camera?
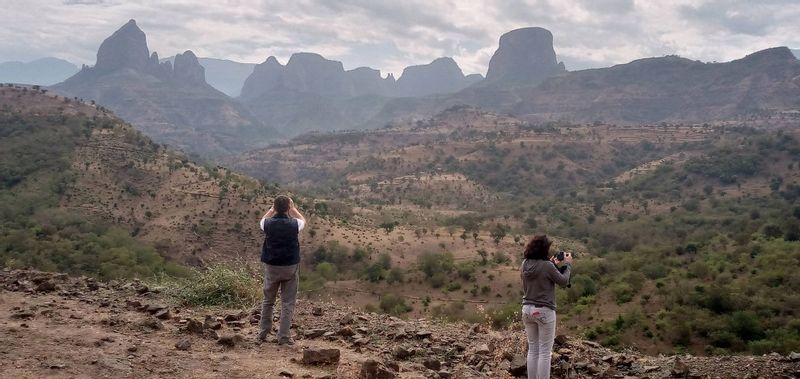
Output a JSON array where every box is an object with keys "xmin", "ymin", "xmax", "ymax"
[{"xmin": 556, "ymin": 251, "xmax": 565, "ymax": 261}]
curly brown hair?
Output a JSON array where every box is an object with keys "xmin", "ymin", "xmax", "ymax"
[{"xmin": 524, "ymin": 234, "xmax": 552, "ymax": 260}]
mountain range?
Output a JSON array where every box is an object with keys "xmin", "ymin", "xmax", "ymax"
[
  {"xmin": 52, "ymin": 20, "xmax": 277, "ymax": 158},
  {"xmin": 0, "ymin": 57, "xmax": 79, "ymax": 85},
  {"xmin": 47, "ymin": 19, "xmax": 800, "ymax": 159}
]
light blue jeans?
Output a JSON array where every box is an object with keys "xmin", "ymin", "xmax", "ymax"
[{"xmin": 522, "ymin": 304, "xmax": 556, "ymax": 379}]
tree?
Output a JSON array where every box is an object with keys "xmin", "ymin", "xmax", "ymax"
[
  {"xmin": 490, "ymin": 223, "xmax": 509, "ymax": 244},
  {"xmin": 477, "ymin": 249, "xmax": 488, "ymax": 265},
  {"xmin": 379, "ymin": 221, "xmax": 397, "ymax": 234},
  {"xmin": 417, "ymin": 251, "xmax": 454, "ymax": 278}
]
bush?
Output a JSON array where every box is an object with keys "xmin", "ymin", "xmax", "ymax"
[
  {"xmin": 165, "ymin": 264, "xmax": 261, "ymax": 307},
  {"xmin": 417, "ymin": 251, "xmax": 454, "ymax": 278},
  {"xmin": 386, "ymin": 268, "xmax": 404, "ymax": 284},
  {"xmin": 612, "ymin": 282, "xmax": 634, "ymax": 304},
  {"xmin": 488, "ymin": 302, "xmax": 519, "ymax": 328},
  {"xmin": 379, "ymin": 293, "xmax": 412, "ymax": 315},
  {"xmin": 315, "ymin": 262, "xmax": 338, "ymax": 281}
]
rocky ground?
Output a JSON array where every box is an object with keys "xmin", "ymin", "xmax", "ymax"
[{"xmin": 1, "ymin": 269, "xmax": 798, "ymax": 379}]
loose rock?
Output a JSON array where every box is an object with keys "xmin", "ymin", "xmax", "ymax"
[
  {"xmin": 217, "ymin": 334, "xmax": 243, "ymax": 348},
  {"xmin": 302, "ymin": 348, "xmax": 340, "ymax": 365},
  {"xmin": 175, "ymin": 338, "xmax": 191, "ymax": 351},
  {"xmin": 360, "ymin": 359, "xmax": 396, "ymax": 379}
]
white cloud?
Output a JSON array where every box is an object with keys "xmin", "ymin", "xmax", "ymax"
[{"xmin": 0, "ymin": 0, "xmax": 798, "ymax": 76}]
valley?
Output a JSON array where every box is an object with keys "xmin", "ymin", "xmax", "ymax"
[{"xmin": 2, "ymin": 7, "xmax": 800, "ymax": 376}]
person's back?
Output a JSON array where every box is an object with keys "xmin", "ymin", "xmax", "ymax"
[
  {"xmin": 521, "ymin": 259, "xmax": 569, "ymax": 311},
  {"xmin": 258, "ymin": 195, "xmax": 306, "ymax": 345},
  {"xmin": 261, "ymin": 214, "xmax": 300, "ymax": 266},
  {"xmin": 519, "ymin": 235, "xmax": 572, "ymax": 379}
]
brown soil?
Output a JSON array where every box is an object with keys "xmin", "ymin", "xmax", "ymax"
[{"xmin": 2, "ymin": 269, "xmax": 798, "ymax": 379}]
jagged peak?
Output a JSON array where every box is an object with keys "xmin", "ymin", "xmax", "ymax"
[
  {"xmin": 94, "ymin": 19, "xmax": 150, "ymax": 73},
  {"xmin": 262, "ymin": 56, "xmax": 282, "ymax": 67}
]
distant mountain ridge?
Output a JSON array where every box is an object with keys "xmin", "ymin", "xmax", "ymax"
[
  {"xmin": 0, "ymin": 57, "xmax": 78, "ymax": 86},
  {"xmin": 39, "ymin": 20, "xmax": 800, "ymax": 159},
  {"xmin": 161, "ymin": 56, "xmax": 255, "ymax": 97},
  {"xmin": 53, "ymin": 20, "xmax": 277, "ymax": 158},
  {"xmin": 368, "ymin": 44, "xmax": 800, "ymax": 127},
  {"xmin": 238, "ymin": 53, "xmax": 484, "ymax": 136}
]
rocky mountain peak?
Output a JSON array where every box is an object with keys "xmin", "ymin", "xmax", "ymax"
[
  {"xmin": 485, "ymin": 26, "xmax": 564, "ymax": 86},
  {"xmin": 239, "ymin": 56, "xmax": 286, "ymax": 99},
  {"xmin": 95, "ymin": 19, "xmax": 150, "ymax": 73},
  {"xmin": 396, "ymin": 57, "xmax": 472, "ymax": 97},
  {"xmin": 173, "ymin": 50, "xmax": 205, "ymax": 85}
]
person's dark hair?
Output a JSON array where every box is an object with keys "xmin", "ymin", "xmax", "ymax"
[
  {"xmin": 273, "ymin": 195, "xmax": 291, "ymax": 214},
  {"xmin": 524, "ymin": 234, "xmax": 552, "ymax": 260}
]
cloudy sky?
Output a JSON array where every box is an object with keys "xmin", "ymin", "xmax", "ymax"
[{"xmin": 1, "ymin": 0, "xmax": 798, "ymax": 76}]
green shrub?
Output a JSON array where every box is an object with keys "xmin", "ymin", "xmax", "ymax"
[
  {"xmin": 417, "ymin": 251, "xmax": 454, "ymax": 277},
  {"xmin": 612, "ymin": 282, "xmax": 634, "ymax": 304},
  {"xmin": 165, "ymin": 264, "xmax": 261, "ymax": 307},
  {"xmin": 379, "ymin": 293, "xmax": 412, "ymax": 315}
]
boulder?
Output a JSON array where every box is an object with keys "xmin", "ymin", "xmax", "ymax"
[
  {"xmin": 302, "ymin": 348, "xmax": 340, "ymax": 365},
  {"xmin": 359, "ymin": 359, "xmax": 396, "ymax": 379}
]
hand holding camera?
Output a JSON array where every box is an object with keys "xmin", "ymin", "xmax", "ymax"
[{"xmin": 553, "ymin": 251, "xmax": 574, "ymax": 265}]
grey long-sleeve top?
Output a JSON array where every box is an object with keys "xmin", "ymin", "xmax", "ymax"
[{"xmin": 521, "ymin": 259, "xmax": 572, "ymax": 310}]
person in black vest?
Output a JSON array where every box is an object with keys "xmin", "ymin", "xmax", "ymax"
[{"xmin": 258, "ymin": 195, "xmax": 306, "ymax": 345}]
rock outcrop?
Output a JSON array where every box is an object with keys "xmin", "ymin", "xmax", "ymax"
[
  {"xmin": 94, "ymin": 19, "xmax": 150, "ymax": 73},
  {"xmin": 173, "ymin": 50, "xmax": 205, "ymax": 85},
  {"xmin": 395, "ymin": 57, "xmax": 479, "ymax": 97},
  {"xmin": 53, "ymin": 19, "xmax": 277, "ymax": 158},
  {"xmin": 485, "ymin": 27, "xmax": 564, "ymax": 86}
]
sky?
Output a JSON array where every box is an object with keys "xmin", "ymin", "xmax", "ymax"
[{"xmin": 0, "ymin": 0, "xmax": 798, "ymax": 77}]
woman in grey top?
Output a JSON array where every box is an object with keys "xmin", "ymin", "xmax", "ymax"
[{"xmin": 520, "ymin": 234, "xmax": 572, "ymax": 379}]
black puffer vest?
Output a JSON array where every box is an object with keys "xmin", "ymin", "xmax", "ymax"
[{"xmin": 261, "ymin": 215, "xmax": 300, "ymax": 266}]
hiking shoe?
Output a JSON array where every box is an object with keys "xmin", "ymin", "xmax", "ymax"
[
  {"xmin": 256, "ymin": 329, "xmax": 270, "ymax": 343},
  {"xmin": 277, "ymin": 337, "xmax": 295, "ymax": 346}
]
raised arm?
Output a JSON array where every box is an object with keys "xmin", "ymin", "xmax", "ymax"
[
  {"xmin": 547, "ymin": 261, "xmax": 572, "ymax": 287},
  {"xmin": 288, "ymin": 200, "xmax": 305, "ymax": 222},
  {"xmin": 263, "ymin": 206, "xmax": 276, "ymax": 219}
]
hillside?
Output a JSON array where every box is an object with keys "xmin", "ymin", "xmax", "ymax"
[
  {"xmin": 230, "ymin": 105, "xmax": 800, "ymax": 355},
  {"xmin": 3, "ymin": 85, "xmax": 800, "ymax": 357},
  {"xmin": 51, "ymin": 20, "xmax": 277, "ymax": 158},
  {"xmin": 2, "ymin": 269, "xmax": 797, "ymax": 378}
]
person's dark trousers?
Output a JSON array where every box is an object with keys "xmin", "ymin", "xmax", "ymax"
[{"xmin": 258, "ymin": 263, "xmax": 299, "ymax": 341}]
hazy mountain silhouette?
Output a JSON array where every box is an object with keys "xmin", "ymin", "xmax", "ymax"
[
  {"xmin": 368, "ymin": 38, "xmax": 800, "ymax": 127},
  {"xmin": 53, "ymin": 20, "xmax": 277, "ymax": 157},
  {"xmin": 238, "ymin": 53, "xmax": 480, "ymax": 136},
  {"xmin": 161, "ymin": 56, "xmax": 255, "ymax": 97},
  {"xmin": 0, "ymin": 57, "xmax": 78, "ymax": 85}
]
